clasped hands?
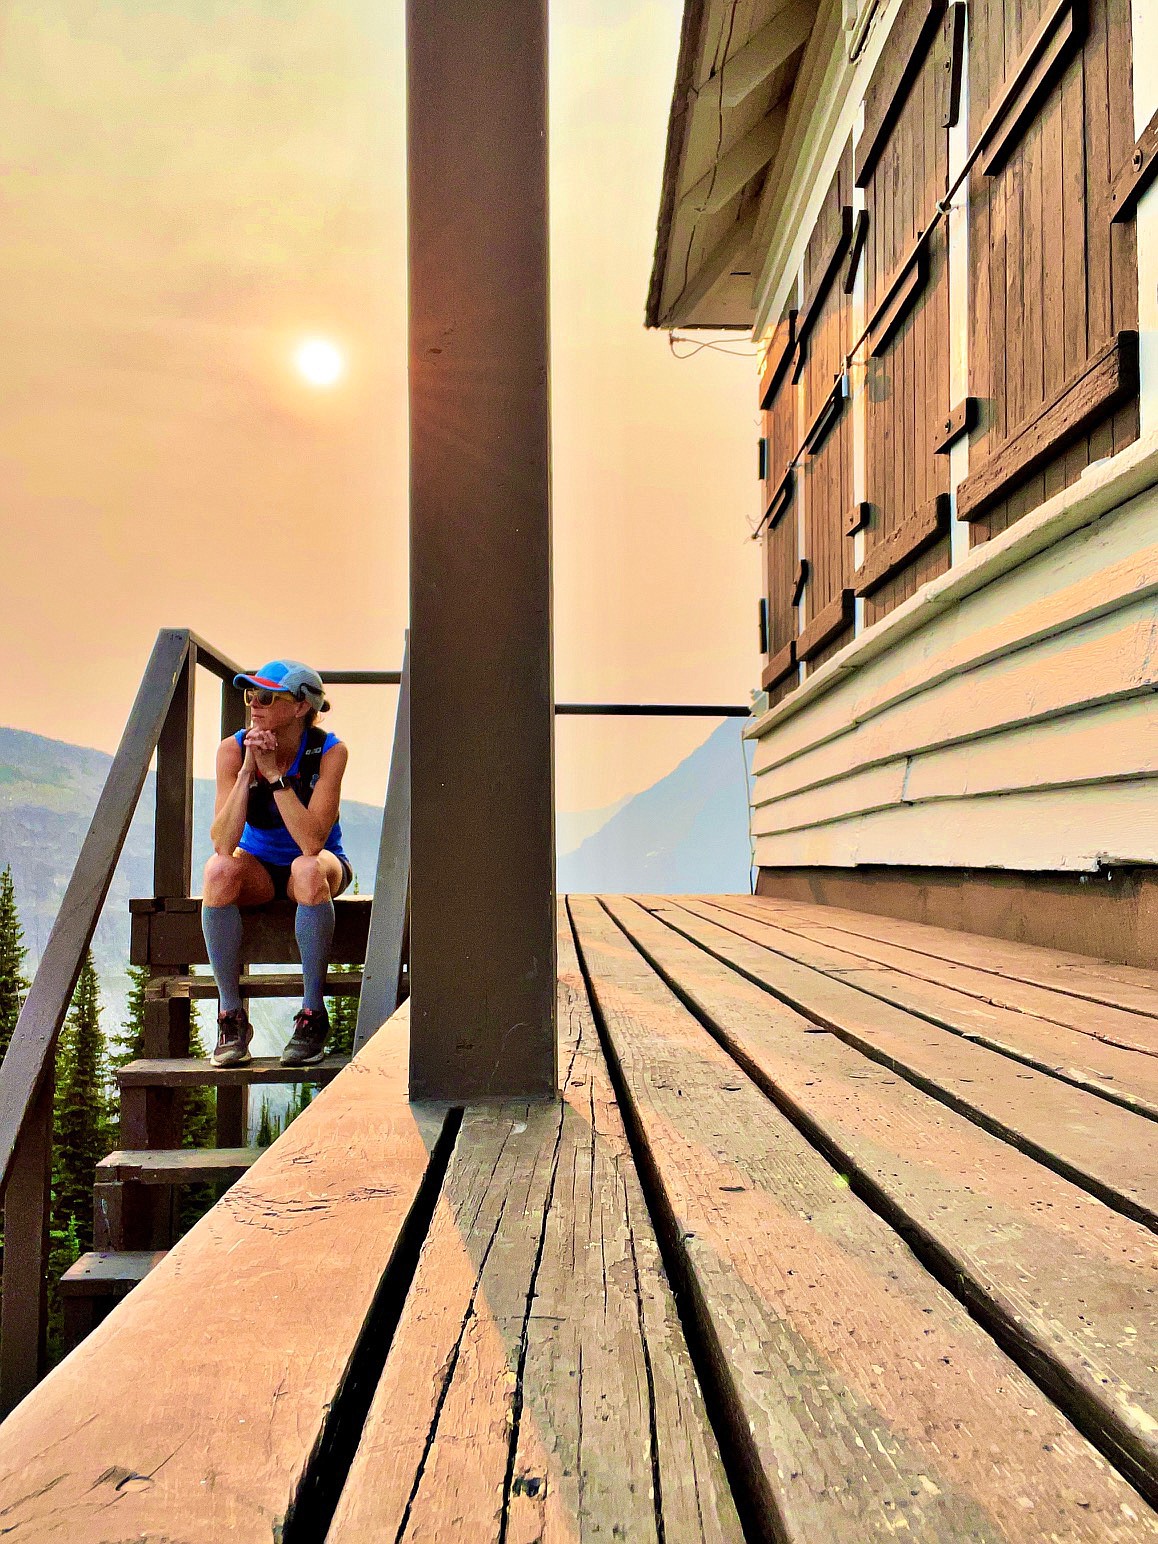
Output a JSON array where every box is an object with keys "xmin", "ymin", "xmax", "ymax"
[{"xmin": 242, "ymin": 728, "xmax": 283, "ymax": 783}]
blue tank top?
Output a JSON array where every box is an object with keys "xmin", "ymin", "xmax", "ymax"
[{"xmin": 235, "ymin": 727, "xmax": 348, "ymax": 866}]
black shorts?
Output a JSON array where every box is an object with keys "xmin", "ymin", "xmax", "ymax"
[{"xmin": 254, "ymin": 854, "xmax": 354, "ymax": 901}]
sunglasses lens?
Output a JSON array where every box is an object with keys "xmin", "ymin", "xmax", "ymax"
[{"xmin": 245, "ymin": 687, "xmax": 281, "ymax": 707}]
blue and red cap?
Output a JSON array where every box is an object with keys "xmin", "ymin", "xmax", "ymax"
[{"xmin": 234, "ymin": 659, "xmax": 330, "ymax": 712}]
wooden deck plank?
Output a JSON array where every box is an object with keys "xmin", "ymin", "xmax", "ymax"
[
  {"xmin": 330, "ymin": 904, "xmax": 741, "ymax": 1544},
  {"xmin": 662, "ymin": 900, "xmax": 1158, "ymax": 1230},
  {"xmin": 737, "ymin": 893, "xmax": 1158, "ymax": 1016},
  {"xmin": 0, "ymin": 1006, "xmax": 454, "ymax": 1542},
  {"xmin": 602, "ymin": 896, "xmax": 1158, "ymax": 1503},
  {"xmin": 699, "ymin": 904, "xmax": 1158, "ymax": 1116},
  {"xmin": 721, "ymin": 895, "xmax": 1158, "ymax": 1053},
  {"xmin": 569, "ymin": 897, "xmax": 1153, "ymax": 1540}
]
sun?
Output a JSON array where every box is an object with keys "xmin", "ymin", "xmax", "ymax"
[{"xmin": 294, "ymin": 337, "xmax": 345, "ymax": 388}]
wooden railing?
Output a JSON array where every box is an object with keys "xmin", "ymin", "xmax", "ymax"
[
  {"xmin": 0, "ymin": 630, "xmax": 417, "ymax": 1411},
  {"xmin": 0, "ymin": 628, "xmax": 747, "ymax": 1412}
]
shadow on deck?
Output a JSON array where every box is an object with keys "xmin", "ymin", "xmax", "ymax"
[{"xmin": 0, "ymin": 894, "xmax": 1154, "ymax": 1539}]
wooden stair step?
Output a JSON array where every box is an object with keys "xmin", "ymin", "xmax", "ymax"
[
  {"xmin": 131, "ymin": 895, "xmax": 372, "ymax": 968},
  {"xmin": 59, "ymin": 1251, "xmax": 169, "ymax": 1354},
  {"xmin": 96, "ymin": 1149, "xmax": 258, "ymax": 1186},
  {"xmin": 60, "ymin": 1251, "xmax": 167, "ymax": 1297},
  {"xmin": 117, "ymin": 1056, "xmax": 348, "ymax": 1088},
  {"xmin": 147, "ymin": 971, "xmax": 363, "ymax": 1000}
]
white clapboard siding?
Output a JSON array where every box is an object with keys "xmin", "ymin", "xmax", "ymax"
[
  {"xmin": 752, "ymin": 497, "xmax": 1158, "ymax": 778},
  {"xmin": 753, "ymin": 781, "xmax": 1158, "ymax": 870},
  {"xmin": 752, "ymin": 696, "xmax": 1158, "ymax": 837},
  {"xmin": 751, "ymin": 600, "xmax": 1158, "ymax": 808}
]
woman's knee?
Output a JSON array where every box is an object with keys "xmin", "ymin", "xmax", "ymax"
[
  {"xmin": 291, "ymin": 854, "xmax": 330, "ymax": 904},
  {"xmin": 203, "ymin": 853, "xmax": 244, "ymax": 904}
]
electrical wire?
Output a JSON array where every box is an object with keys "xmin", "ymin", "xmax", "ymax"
[{"xmin": 669, "ymin": 331, "xmax": 762, "ymax": 359}]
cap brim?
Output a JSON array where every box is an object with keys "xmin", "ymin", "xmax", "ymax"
[{"xmin": 233, "ymin": 672, "xmax": 287, "ymax": 691}]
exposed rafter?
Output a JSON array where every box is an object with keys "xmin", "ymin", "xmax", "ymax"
[
  {"xmin": 678, "ymin": 103, "xmax": 790, "ymax": 218},
  {"xmin": 662, "ymin": 207, "xmax": 758, "ymax": 324},
  {"xmin": 721, "ymin": 0, "xmax": 815, "ymax": 107}
]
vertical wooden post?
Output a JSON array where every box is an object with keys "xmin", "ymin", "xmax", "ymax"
[
  {"xmin": 407, "ymin": 0, "xmax": 557, "ymax": 1099},
  {"xmin": 154, "ymin": 642, "xmax": 196, "ymax": 902},
  {"xmin": 0, "ymin": 1076, "xmax": 52, "ymax": 1414},
  {"xmin": 354, "ymin": 634, "xmax": 411, "ymax": 1054},
  {"xmin": 126, "ymin": 642, "xmax": 197, "ymax": 1245}
]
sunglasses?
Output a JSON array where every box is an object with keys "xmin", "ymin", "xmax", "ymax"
[{"xmin": 244, "ymin": 687, "xmax": 296, "ymax": 707}]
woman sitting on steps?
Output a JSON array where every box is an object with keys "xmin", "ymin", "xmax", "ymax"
[{"xmin": 201, "ymin": 659, "xmax": 353, "ymax": 1070}]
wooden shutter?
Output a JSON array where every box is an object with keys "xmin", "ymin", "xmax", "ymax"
[
  {"xmin": 960, "ymin": 0, "xmax": 1138, "ymax": 540},
  {"xmin": 799, "ymin": 146, "xmax": 856, "ymax": 670},
  {"xmin": 759, "ymin": 304, "xmax": 800, "ymax": 703},
  {"xmin": 856, "ymin": 0, "xmax": 953, "ymax": 626}
]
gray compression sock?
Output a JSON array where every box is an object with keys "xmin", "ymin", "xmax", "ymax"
[
  {"xmin": 202, "ymin": 903, "xmax": 243, "ymax": 1013},
  {"xmin": 296, "ymin": 898, "xmax": 336, "ymax": 1012}
]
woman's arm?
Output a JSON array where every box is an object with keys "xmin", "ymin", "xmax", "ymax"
[
  {"xmin": 269, "ymin": 743, "xmax": 349, "ymax": 858},
  {"xmin": 209, "ymin": 737, "xmax": 253, "ymax": 856}
]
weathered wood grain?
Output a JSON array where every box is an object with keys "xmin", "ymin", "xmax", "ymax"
[
  {"xmin": 603, "ymin": 896, "xmax": 1158, "ymax": 1505},
  {"xmin": 958, "ymin": 333, "xmax": 1139, "ymax": 521},
  {"xmin": 118, "ymin": 1054, "xmax": 347, "ymax": 1087},
  {"xmin": 866, "ymin": 239, "xmax": 930, "ymax": 356},
  {"xmin": 1109, "ymin": 104, "xmax": 1158, "ymax": 222},
  {"xmin": 570, "ymin": 897, "xmax": 1153, "ymax": 1540},
  {"xmin": 759, "ymin": 309, "xmax": 797, "ymax": 407},
  {"xmin": 853, "ymin": 493, "xmax": 950, "ymax": 595},
  {"xmin": 978, "ymin": 0, "xmax": 1080, "ymax": 177},
  {"xmin": 737, "ymin": 892, "xmax": 1158, "ymax": 1016},
  {"xmin": 330, "ymin": 905, "xmax": 741, "ymax": 1544},
  {"xmin": 147, "ymin": 970, "xmax": 362, "ymax": 999},
  {"xmin": 796, "ymin": 589, "xmax": 855, "ymax": 661},
  {"xmin": 96, "ymin": 1147, "xmax": 259, "ymax": 1185},
  {"xmin": 761, "ymin": 638, "xmax": 797, "ymax": 692},
  {"xmin": 933, "ymin": 394, "xmax": 978, "ymax": 453},
  {"xmin": 0, "ymin": 1006, "xmax": 453, "ymax": 1541},
  {"xmin": 131, "ymin": 895, "xmax": 372, "ymax": 967},
  {"xmin": 727, "ymin": 893, "xmax": 1158, "ymax": 1039},
  {"xmin": 705, "ymin": 900, "xmax": 1158, "ymax": 1109},
  {"xmin": 668, "ymin": 898, "xmax": 1158, "ymax": 1229},
  {"xmin": 855, "ymin": 0, "xmax": 947, "ymax": 185}
]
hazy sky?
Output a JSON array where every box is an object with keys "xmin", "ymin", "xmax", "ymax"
[{"xmin": 0, "ymin": 0, "xmax": 759, "ymax": 812}]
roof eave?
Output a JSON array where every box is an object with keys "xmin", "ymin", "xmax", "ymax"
[{"xmin": 645, "ymin": 0, "xmax": 709, "ymax": 329}]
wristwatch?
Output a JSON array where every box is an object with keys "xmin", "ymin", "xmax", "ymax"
[{"xmin": 269, "ymin": 775, "xmax": 291, "ymax": 793}]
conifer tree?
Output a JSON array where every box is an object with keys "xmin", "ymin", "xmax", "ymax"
[
  {"xmin": 113, "ymin": 964, "xmax": 215, "ymax": 1150},
  {"xmin": 326, "ymin": 875, "xmax": 360, "ymax": 1056},
  {"xmin": 326, "ymin": 963, "xmax": 359, "ymax": 1056},
  {"xmin": 113, "ymin": 964, "xmax": 217, "ymax": 1234},
  {"xmin": 0, "ymin": 865, "xmax": 30, "ymax": 1066},
  {"xmin": 286, "ymin": 1083, "xmax": 313, "ymax": 1123},
  {"xmin": 52, "ymin": 952, "xmax": 111, "ymax": 1250},
  {"xmin": 255, "ymin": 1097, "xmax": 281, "ymax": 1148}
]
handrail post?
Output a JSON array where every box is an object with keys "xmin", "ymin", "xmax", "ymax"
[
  {"xmin": 0, "ymin": 1077, "xmax": 53, "ymax": 1413},
  {"xmin": 354, "ymin": 634, "xmax": 411, "ymax": 1053},
  {"xmin": 154, "ymin": 642, "xmax": 197, "ymax": 902},
  {"xmin": 129, "ymin": 644, "xmax": 200, "ymax": 1246}
]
